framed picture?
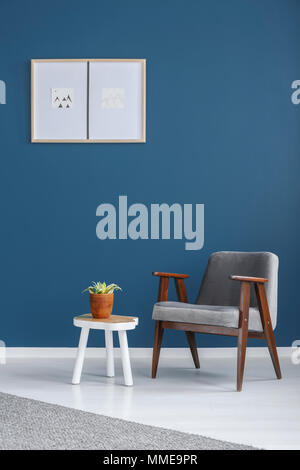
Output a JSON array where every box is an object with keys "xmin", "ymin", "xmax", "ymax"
[{"xmin": 31, "ymin": 59, "xmax": 146, "ymax": 143}]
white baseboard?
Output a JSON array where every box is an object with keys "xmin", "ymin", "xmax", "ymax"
[{"xmin": 5, "ymin": 347, "xmax": 291, "ymax": 359}]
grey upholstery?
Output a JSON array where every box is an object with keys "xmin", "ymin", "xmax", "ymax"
[
  {"xmin": 153, "ymin": 302, "xmax": 264, "ymax": 331},
  {"xmin": 152, "ymin": 252, "xmax": 279, "ymax": 332}
]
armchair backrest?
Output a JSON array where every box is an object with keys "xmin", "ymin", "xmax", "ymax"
[{"xmin": 196, "ymin": 252, "xmax": 279, "ymax": 328}]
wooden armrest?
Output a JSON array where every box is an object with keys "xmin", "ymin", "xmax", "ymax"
[
  {"xmin": 230, "ymin": 275, "xmax": 268, "ymax": 283},
  {"xmin": 153, "ymin": 272, "xmax": 189, "ymax": 302},
  {"xmin": 152, "ymin": 272, "xmax": 189, "ymax": 279}
]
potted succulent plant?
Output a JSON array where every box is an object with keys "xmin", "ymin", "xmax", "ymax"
[{"xmin": 82, "ymin": 281, "xmax": 122, "ymax": 319}]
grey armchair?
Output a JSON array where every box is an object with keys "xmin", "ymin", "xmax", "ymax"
[{"xmin": 152, "ymin": 251, "xmax": 281, "ymax": 391}]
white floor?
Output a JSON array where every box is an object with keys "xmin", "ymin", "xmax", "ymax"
[{"xmin": 0, "ymin": 351, "xmax": 299, "ymax": 450}]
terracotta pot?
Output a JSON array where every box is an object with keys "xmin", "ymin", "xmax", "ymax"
[{"xmin": 89, "ymin": 293, "xmax": 114, "ymax": 319}]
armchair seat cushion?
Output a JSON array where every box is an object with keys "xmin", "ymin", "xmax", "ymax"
[{"xmin": 152, "ymin": 301, "xmax": 264, "ymax": 332}]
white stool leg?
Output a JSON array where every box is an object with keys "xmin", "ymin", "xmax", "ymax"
[
  {"xmin": 105, "ymin": 330, "xmax": 115, "ymax": 377},
  {"xmin": 72, "ymin": 327, "xmax": 89, "ymax": 385},
  {"xmin": 118, "ymin": 330, "xmax": 133, "ymax": 386}
]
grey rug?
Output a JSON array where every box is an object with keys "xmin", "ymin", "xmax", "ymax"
[{"xmin": 0, "ymin": 392, "xmax": 256, "ymax": 450}]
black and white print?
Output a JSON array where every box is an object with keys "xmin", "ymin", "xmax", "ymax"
[
  {"xmin": 101, "ymin": 88, "xmax": 125, "ymax": 109},
  {"xmin": 51, "ymin": 88, "xmax": 74, "ymax": 109}
]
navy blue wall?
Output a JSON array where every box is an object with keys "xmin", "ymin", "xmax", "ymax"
[{"xmin": 0, "ymin": 0, "xmax": 299, "ymax": 347}]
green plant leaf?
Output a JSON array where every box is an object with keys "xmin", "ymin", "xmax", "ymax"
[{"xmin": 82, "ymin": 281, "xmax": 122, "ymax": 295}]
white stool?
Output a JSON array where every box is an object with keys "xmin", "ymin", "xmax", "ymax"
[{"xmin": 72, "ymin": 314, "xmax": 138, "ymax": 387}]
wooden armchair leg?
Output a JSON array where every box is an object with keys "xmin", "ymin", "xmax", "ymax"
[
  {"xmin": 237, "ymin": 282, "xmax": 250, "ymax": 391},
  {"xmin": 185, "ymin": 332, "xmax": 200, "ymax": 369},
  {"xmin": 237, "ymin": 323, "xmax": 248, "ymax": 391},
  {"xmin": 152, "ymin": 321, "xmax": 164, "ymax": 378},
  {"xmin": 264, "ymin": 324, "xmax": 282, "ymax": 379},
  {"xmin": 255, "ymin": 284, "xmax": 282, "ymax": 379}
]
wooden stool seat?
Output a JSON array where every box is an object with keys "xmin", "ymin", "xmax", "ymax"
[{"xmin": 74, "ymin": 314, "xmax": 138, "ymax": 330}]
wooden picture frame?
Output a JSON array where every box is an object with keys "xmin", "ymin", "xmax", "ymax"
[{"xmin": 31, "ymin": 59, "xmax": 146, "ymax": 143}]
